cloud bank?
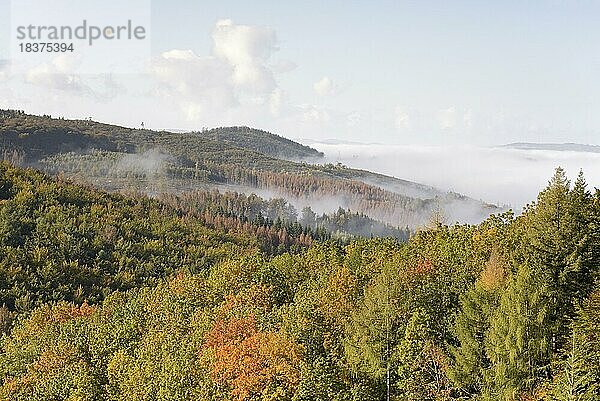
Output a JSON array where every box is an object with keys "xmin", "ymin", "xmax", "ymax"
[
  {"xmin": 152, "ymin": 19, "xmax": 284, "ymax": 120},
  {"xmin": 307, "ymin": 142, "xmax": 600, "ymax": 211}
]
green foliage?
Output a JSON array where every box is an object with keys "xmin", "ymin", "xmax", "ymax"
[
  {"xmin": 447, "ymin": 167, "xmax": 600, "ymax": 401},
  {"xmin": 449, "ymin": 253, "xmax": 507, "ymax": 395},
  {"xmin": 201, "ymin": 126, "xmax": 324, "ymax": 159},
  {"xmin": 547, "ymin": 330, "xmax": 598, "ymax": 401},
  {"xmin": 395, "ymin": 310, "xmax": 451, "ymax": 400},
  {"xmin": 0, "ymin": 162, "xmax": 254, "ymax": 312},
  {"xmin": 485, "ymin": 262, "xmax": 553, "ymax": 400},
  {"xmin": 0, "ymin": 163, "xmax": 596, "ymax": 401},
  {"xmin": 522, "ymin": 169, "xmax": 597, "ymax": 342},
  {"xmin": 548, "ymin": 289, "xmax": 600, "ymax": 400}
]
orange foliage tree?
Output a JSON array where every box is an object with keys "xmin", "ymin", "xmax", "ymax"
[{"xmin": 203, "ymin": 313, "xmax": 303, "ymax": 401}]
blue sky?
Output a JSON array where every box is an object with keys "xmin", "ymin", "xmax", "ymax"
[{"xmin": 1, "ymin": 0, "xmax": 600, "ymax": 145}]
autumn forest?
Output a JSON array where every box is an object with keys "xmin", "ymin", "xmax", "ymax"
[{"xmin": 0, "ymin": 111, "xmax": 598, "ymax": 400}]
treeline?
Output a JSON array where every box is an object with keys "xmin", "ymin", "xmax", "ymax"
[
  {"xmin": 0, "ymin": 165, "xmax": 598, "ymax": 400},
  {"xmin": 202, "ymin": 163, "xmax": 434, "ymax": 225},
  {"xmin": 161, "ymin": 191, "xmax": 317, "ymax": 254},
  {"xmin": 161, "ymin": 190, "xmax": 411, "ymax": 242},
  {"xmin": 39, "ymin": 151, "xmax": 413, "ymax": 239},
  {"xmin": 0, "ymin": 111, "xmax": 318, "ymax": 169}
]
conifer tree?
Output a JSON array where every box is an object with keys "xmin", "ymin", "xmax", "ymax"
[
  {"xmin": 344, "ymin": 261, "xmax": 399, "ymax": 400},
  {"xmin": 485, "ymin": 262, "xmax": 553, "ymax": 400},
  {"xmin": 548, "ymin": 327, "xmax": 598, "ymax": 401},
  {"xmin": 523, "ymin": 168, "xmax": 595, "ymax": 351},
  {"xmin": 396, "ymin": 309, "xmax": 450, "ymax": 400},
  {"xmin": 449, "ymin": 253, "xmax": 507, "ymax": 395}
]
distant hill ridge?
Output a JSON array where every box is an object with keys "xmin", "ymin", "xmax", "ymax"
[
  {"xmin": 0, "ymin": 110, "xmax": 324, "ymax": 161},
  {"xmin": 501, "ymin": 142, "xmax": 600, "ymax": 153}
]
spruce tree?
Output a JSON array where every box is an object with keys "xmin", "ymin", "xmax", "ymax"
[
  {"xmin": 523, "ymin": 168, "xmax": 595, "ymax": 351},
  {"xmin": 484, "ymin": 262, "xmax": 553, "ymax": 400},
  {"xmin": 548, "ymin": 328, "xmax": 598, "ymax": 401},
  {"xmin": 548, "ymin": 289, "xmax": 600, "ymax": 400},
  {"xmin": 449, "ymin": 253, "xmax": 507, "ymax": 395}
]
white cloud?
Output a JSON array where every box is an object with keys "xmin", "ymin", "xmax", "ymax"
[
  {"xmin": 301, "ymin": 104, "xmax": 330, "ymax": 122},
  {"xmin": 26, "ymin": 54, "xmax": 84, "ymax": 92},
  {"xmin": 152, "ymin": 19, "xmax": 282, "ymax": 121},
  {"xmin": 395, "ymin": 107, "xmax": 410, "ymax": 130},
  {"xmin": 26, "ymin": 67, "xmax": 84, "ymax": 92},
  {"xmin": 152, "ymin": 49, "xmax": 236, "ymax": 117},
  {"xmin": 22, "ymin": 54, "xmax": 122, "ymax": 101},
  {"xmin": 438, "ymin": 106, "xmax": 457, "ymax": 129},
  {"xmin": 269, "ymin": 88, "xmax": 285, "ymax": 116},
  {"xmin": 313, "ymin": 76, "xmax": 337, "ymax": 97},
  {"xmin": 160, "ymin": 49, "xmax": 198, "ymax": 61},
  {"xmin": 50, "ymin": 53, "xmax": 81, "ymax": 73},
  {"xmin": 212, "ymin": 19, "xmax": 277, "ymax": 92}
]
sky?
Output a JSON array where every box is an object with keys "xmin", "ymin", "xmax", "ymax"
[{"xmin": 1, "ymin": 0, "xmax": 600, "ymax": 146}]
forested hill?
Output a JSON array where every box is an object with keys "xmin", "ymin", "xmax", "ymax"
[
  {"xmin": 0, "ymin": 110, "xmax": 500, "ymax": 230},
  {"xmin": 0, "ymin": 110, "xmax": 322, "ymax": 164},
  {"xmin": 0, "ymin": 163, "xmax": 598, "ymax": 400},
  {"xmin": 0, "ymin": 162, "xmax": 326, "ymax": 311},
  {"xmin": 201, "ymin": 126, "xmax": 324, "ymax": 159}
]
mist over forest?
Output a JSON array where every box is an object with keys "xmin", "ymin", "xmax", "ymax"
[{"xmin": 306, "ymin": 141, "xmax": 600, "ymax": 210}]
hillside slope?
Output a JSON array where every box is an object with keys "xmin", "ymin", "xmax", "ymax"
[
  {"xmin": 202, "ymin": 126, "xmax": 324, "ymax": 159},
  {"xmin": 0, "ymin": 162, "xmax": 258, "ymax": 311},
  {"xmin": 0, "ymin": 110, "xmax": 500, "ymax": 228}
]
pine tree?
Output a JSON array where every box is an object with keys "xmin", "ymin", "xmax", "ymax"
[
  {"xmin": 563, "ymin": 171, "xmax": 595, "ymax": 302},
  {"xmin": 526, "ymin": 167, "xmax": 572, "ymax": 279}
]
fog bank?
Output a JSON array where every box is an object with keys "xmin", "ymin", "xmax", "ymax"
[{"xmin": 306, "ymin": 142, "xmax": 600, "ymax": 211}]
